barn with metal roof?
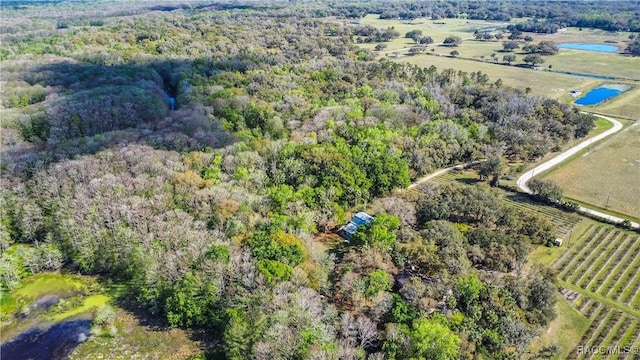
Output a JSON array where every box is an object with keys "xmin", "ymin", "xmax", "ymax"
[{"xmin": 338, "ymin": 212, "xmax": 374, "ymax": 241}]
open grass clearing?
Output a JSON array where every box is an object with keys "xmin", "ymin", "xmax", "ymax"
[
  {"xmin": 538, "ymin": 27, "xmax": 634, "ymax": 46},
  {"xmin": 355, "ymin": 15, "xmax": 640, "ymax": 119},
  {"xmin": 542, "ymin": 123, "xmax": 640, "ymax": 220},
  {"xmin": 358, "ymin": 15, "xmax": 638, "ymax": 79},
  {"xmin": 528, "ymin": 295, "xmax": 590, "ymax": 359},
  {"xmin": 416, "ymin": 42, "xmax": 640, "ymax": 81},
  {"xmin": 527, "ymin": 219, "xmax": 593, "ymax": 268},
  {"xmin": 544, "ymin": 51, "xmax": 640, "ymax": 81},
  {"xmin": 593, "ymin": 86, "xmax": 640, "ymax": 120},
  {"xmin": 357, "ymin": 15, "xmax": 514, "ymax": 51},
  {"xmin": 397, "ymin": 54, "xmax": 601, "ymax": 98}
]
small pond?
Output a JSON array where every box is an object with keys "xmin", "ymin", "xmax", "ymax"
[
  {"xmin": 558, "ymin": 43, "xmax": 619, "ymax": 53},
  {"xmin": 574, "ymin": 85, "xmax": 627, "ymax": 106},
  {"xmin": 0, "ymin": 319, "xmax": 91, "ymax": 360}
]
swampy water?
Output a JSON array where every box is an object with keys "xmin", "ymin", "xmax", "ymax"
[{"xmin": 0, "ymin": 319, "xmax": 91, "ymax": 360}]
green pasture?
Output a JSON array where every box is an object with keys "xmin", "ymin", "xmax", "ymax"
[
  {"xmin": 545, "ymin": 51, "xmax": 640, "ymax": 80},
  {"xmin": 398, "ymin": 54, "xmax": 600, "ymax": 98},
  {"xmin": 541, "ymin": 27, "xmax": 633, "ymax": 44},
  {"xmin": 358, "ymin": 14, "xmax": 640, "ymax": 119},
  {"xmin": 542, "ymin": 123, "xmax": 640, "ymax": 220},
  {"xmin": 528, "ymin": 296, "xmax": 590, "ymax": 359},
  {"xmin": 593, "ymin": 87, "xmax": 640, "ymax": 120},
  {"xmin": 361, "ymin": 15, "xmax": 637, "ymax": 78}
]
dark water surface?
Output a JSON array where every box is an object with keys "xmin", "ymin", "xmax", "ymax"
[{"xmin": 0, "ymin": 319, "xmax": 91, "ymax": 360}]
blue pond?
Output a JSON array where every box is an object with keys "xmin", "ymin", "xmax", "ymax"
[
  {"xmin": 558, "ymin": 43, "xmax": 618, "ymax": 53},
  {"xmin": 574, "ymin": 87, "xmax": 622, "ymax": 106}
]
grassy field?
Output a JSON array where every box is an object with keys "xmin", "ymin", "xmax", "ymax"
[
  {"xmin": 542, "ymin": 123, "xmax": 640, "ymax": 220},
  {"xmin": 593, "ymin": 87, "xmax": 640, "ymax": 120},
  {"xmin": 358, "ymin": 15, "xmax": 638, "ymax": 79},
  {"xmin": 529, "ymin": 295, "xmax": 591, "ymax": 359},
  {"xmin": 389, "ymin": 42, "xmax": 639, "ymax": 81},
  {"xmin": 544, "ymin": 51, "xmax": 640, "ymax": 81},
  {"xmin": 399, "ymin": 54, "xmax": 602, "ymax": 99},
  {"xmin": 358, "ymin": 15, "xmax": 505, "ymax": 51},
  {"xmin": 355, "ymin": 15, "xmax": 640, "ymax": 119}
]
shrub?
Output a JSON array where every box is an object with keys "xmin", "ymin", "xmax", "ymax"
[
  {"xmin": 257, "ymin": 259, "xmax": 293, "ymax": 284},
  {"xmin": 94, "ymin": 304, "xmax": 116, "ymax": 326}
]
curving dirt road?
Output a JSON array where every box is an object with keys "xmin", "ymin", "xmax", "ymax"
[{"xmin": 516, "ymin": 113, "xmax": 639, "ymax": 229}]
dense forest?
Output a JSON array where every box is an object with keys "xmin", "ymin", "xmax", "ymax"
[{"xmin": 0, "ymin": 1, "xmax": 607, "ymax": 359}]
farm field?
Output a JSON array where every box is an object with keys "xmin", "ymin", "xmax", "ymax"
[
  {"xmin": 551, "ymin": 224, "xmax": 640, "ymax": 359},
  {"xmin": 358, "ymin": 15, "xmax": 637, "ymax": 79},
  {"xmin": 593, "ymin": 87, "xmax": 640, "ymax": 121},
  {"xmin": 355, "ymin": 15, "xmax": 640, "ymax": 119},
  {"xmin": 399, "ymin": 54, "xmax": 600, "ymax": 99},
  {"xmin": 357, "ymin": 15, "xmax": 508, "ymax": 51},
  {"xmin": 544, "ymin": 51, "xmax": 640, "ymax": 81},
  {"xmin": 542, "ymin": 123, "xmax": 640, "ymax": 220}
]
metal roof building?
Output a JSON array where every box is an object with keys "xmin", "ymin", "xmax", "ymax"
[{"xmin": 338, "ymin": 212, "xmax": 374, "ymax": 241}]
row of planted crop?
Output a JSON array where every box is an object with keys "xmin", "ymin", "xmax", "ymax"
[
  {"xmin": 557, "ymin": 226, "xmax": 610, "ymax": 279},
  {"xmin": 553, "ymin": 223, "xmax": 598, "ymax": 272},
  {"xmin": 590, "ymin": 314, "xmax": 637, "ymax": 360},
  {"xmin": 615, "ymin": 320, "xmax": 640, "ymax": 360},
  {"xmin": 581, "ymin": 310, "xmax": 623, "ymax": 360},
  {"xmin": 570, "ymin": 305, "xmax": 639, "ymax": 360},
  {"xmin": 562, "ymin": 229, "xmax": 623, "ymax": 284},
  {"xmin": 504, "ymin": 198, "xmax": 581, "ymax": 227},
  {"xmin": 563, "ymin": 230, "xmax": 640, "ymax": 312},
  {"xmin": 569, "ymin": 303, "xmax": 608, "ymax": 360},
  {"xmin": 580, "ymin": 233, "xmax": 639, "ymax": 297}
]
